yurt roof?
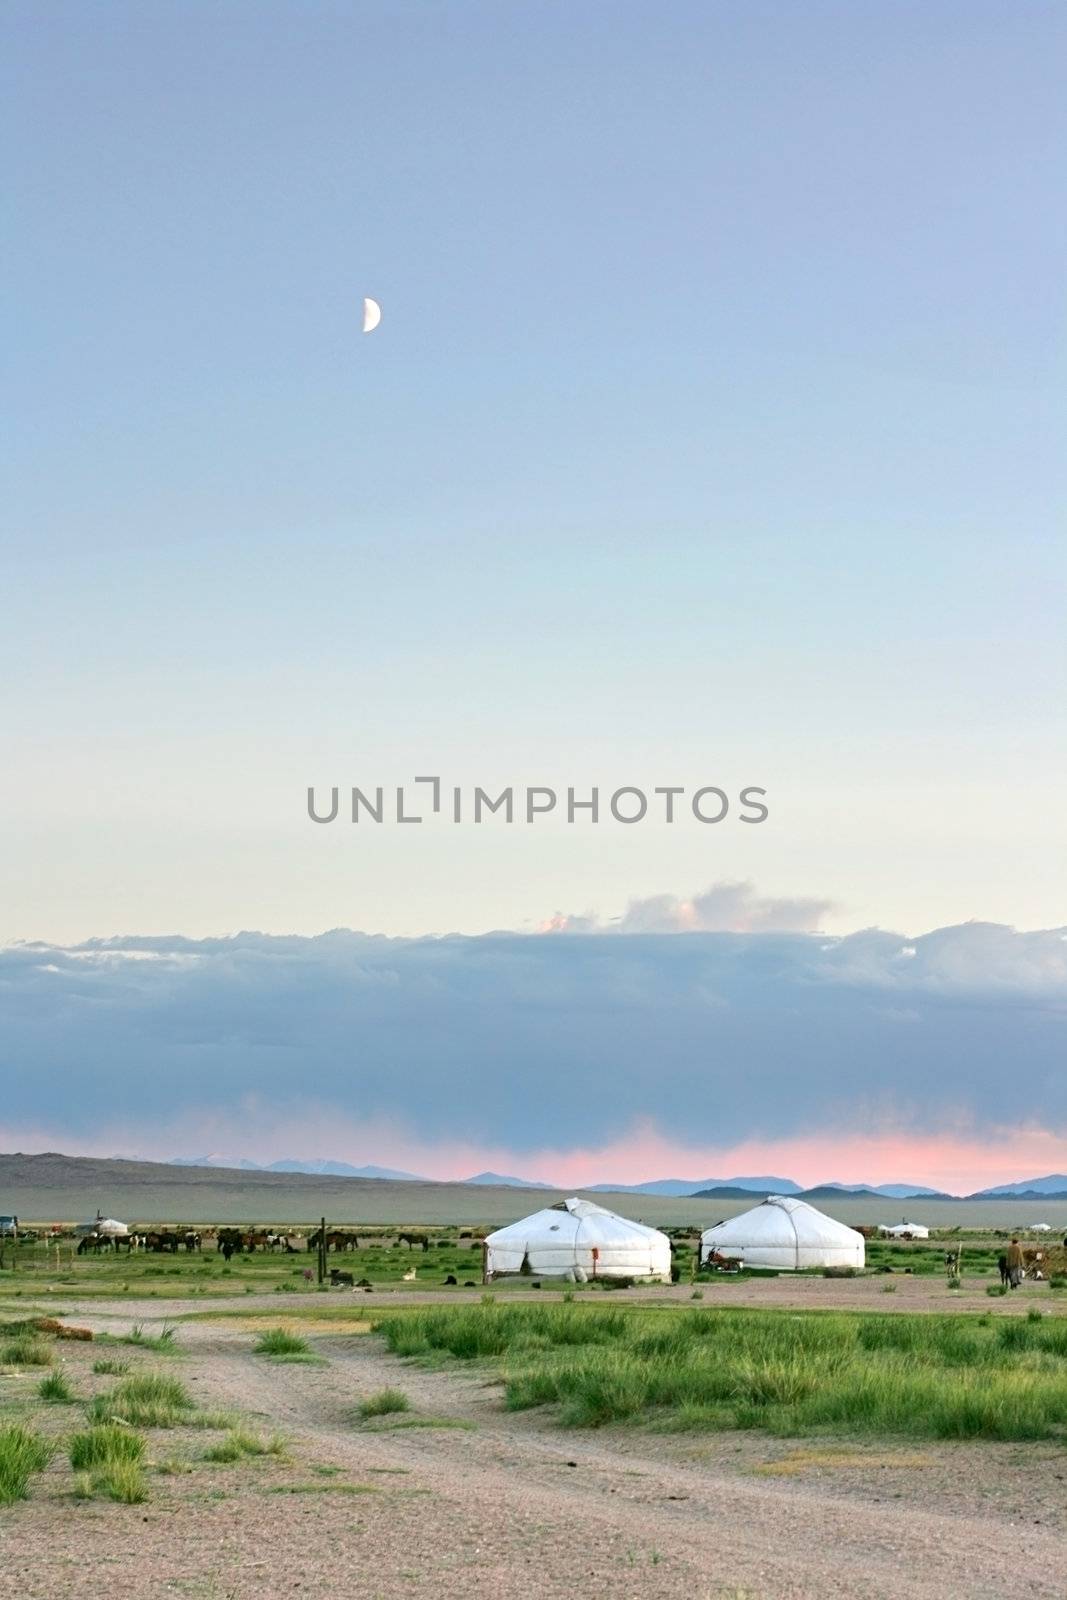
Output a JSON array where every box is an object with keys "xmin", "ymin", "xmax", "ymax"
[
  {"xmin": 702, "ymin": 1194, "xmax": 862, "ymax": 1247},
  {"xmin": 486, "ymin": 1196, "xmax": 667, "ymax": 1247}
]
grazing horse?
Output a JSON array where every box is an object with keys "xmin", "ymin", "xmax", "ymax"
[
  {"xmin": 398, "ymin": 1232, "xmax": 430, "ymax": 1252},
  {"xmin": 307, "ymin": 1228, "xmax": 359, "ymax": 1253}
]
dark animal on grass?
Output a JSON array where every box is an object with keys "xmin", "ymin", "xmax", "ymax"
[
  {"xmin": 444, "ymin": 1274, "xmax": 458, "ymax": 1285},
  {"xmin": 329, "ymin": 1269, "xmax": 355, "ymax": 1287},
  {"xmin": 307, "ymin": 1228, "xmax": 359, "ymax": 1254},
  {"xmin": 144, "ymin": 1231, "xmax": 180, "ymax": 1254},
  {"xmin": 398, "ymin": 1232, "xmax": 430, "ymax": 1252},
  {"xmin": 998, "ymin": 1254, "xmax": 1009, "ymax": 1286}
]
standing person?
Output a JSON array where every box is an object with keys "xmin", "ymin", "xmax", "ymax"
[{"xmin": 1006, "ymin": 1237, "xmax": 1025, "ymax": 1289}]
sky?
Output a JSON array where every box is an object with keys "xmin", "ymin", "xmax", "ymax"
[{"xmin": 2, "ymin": 5, "xmax": 1065, "ymax": 1184}]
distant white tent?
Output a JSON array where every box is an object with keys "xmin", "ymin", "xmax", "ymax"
[
  {"xmin": 1031, "ymin": 1223, "xmax": 1052, "ymax": 1233},
  {"xmin": 878, "ymin": 1221, "xmax": 930, "ymax": 1240},
  {"xmin": 484, "ymin": 1197, "xmax": 671, "ymax": 1281},
  {"xmin": 701, "ymin": 1195, "xmax": 865, "ymax": 1271},
  {"xmin": 75, "ymin": 1215, "xmax": 128, "ymax": 1237}
]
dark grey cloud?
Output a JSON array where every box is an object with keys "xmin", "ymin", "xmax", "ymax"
[{"xmin": 2, "ymin": 919, "xmax": 1065, "ymax": 1154}]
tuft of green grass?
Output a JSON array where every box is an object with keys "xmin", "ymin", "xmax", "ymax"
[
  {"xmin": 92, "ymin": 1358, "xmax": 129, "ymax": 1376},
  {"xmin": 38, "ymin": 1370, "xmax": 76, "ymax": 1403},
  {"xmin": 0, "ymin": 1426, "xmax": 54, "ymax": 1504},
  {"xmin": 92, "ymin": 1460, "xmax": 148, "ymax": 1503},
  {"xmin": 2, "ymin": 1336, "xmax": 53, "ymax": 1367},
  {"xmin": 357, "ymin": 1388, "xmax": 410, "ymax": 1419},
  {"xmin": 88, "ymin": 1372, "xmax": 194, "ymax": 1428},
  {"xmin": 202, "ymin": 1430, "xmax": 288, "ymax": 1463},
  {"xmin": 254, "ymin": 1327, "xmax": 311, "ymax": 1358},
  {"xmin": 70, "ymin": 1425, "xmax": 146, "ymax": 1471},
  {"xmin": 119, "ymin": 1324, "xmax": 179, "ymax": 1353}
]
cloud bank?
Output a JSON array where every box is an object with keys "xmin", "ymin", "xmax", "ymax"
[
  {"xmin": 544, "ymin": 880, "xmax": 835, "ymax": 934},
  {"xmin": 3, "ymin": 902, "xmax": 1065, "ymax": 1169}
]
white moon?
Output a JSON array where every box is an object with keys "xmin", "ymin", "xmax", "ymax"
[{"xmin": 362, "ymin": 297, "xmax": 382, "ymax": 334}]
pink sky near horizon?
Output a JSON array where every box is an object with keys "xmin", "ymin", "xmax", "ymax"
[{"xmin": 6, "ymin": 1113, "xmax": 1067, "ymax": 1194}]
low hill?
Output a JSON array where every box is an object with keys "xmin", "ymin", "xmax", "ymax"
[{"xmin": 5, "ymin": 1151, "xmax": 1067, "ymax": 1229}]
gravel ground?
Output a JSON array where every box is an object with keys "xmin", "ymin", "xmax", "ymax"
[{"xmin": 1, "ymin": 1297, "xmax": 1065, "ymax": 1600}]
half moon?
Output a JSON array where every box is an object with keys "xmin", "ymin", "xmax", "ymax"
[{"xmin": 362, "ymin": 297, "xmax": 382, "ymax": 334}]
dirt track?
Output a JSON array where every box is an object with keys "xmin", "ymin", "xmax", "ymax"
[{"xmin": 3, "ymin": 1295, "xmax": 1066, "ymax": 1600}]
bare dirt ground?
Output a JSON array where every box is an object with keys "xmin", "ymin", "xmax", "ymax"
[
  {"xmin": 2, "ymin": 1293, "xmax": 1066, "ymax": 1600},
  {"xmin": 19, "ymin": 1267, "xmax": 1067, "ymax": 1316}
]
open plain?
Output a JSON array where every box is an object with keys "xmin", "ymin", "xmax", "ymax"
[{"xmin": 3, "ymin": 1180, "xmax": 1067, "ymax": 1600}]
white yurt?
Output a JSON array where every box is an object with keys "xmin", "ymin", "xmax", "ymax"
[
  {"xmin": 701, "ymin": 1195, "xmax": 864, "ymax": 1271},
  {"xmin": 484, "ymin": 1196, "xmax": 671, "ymax": 1281},
  {"xmin": 75, "ymin": 1214, "xmax": 129, "ymax": 1238},
  {"xmin": 878, "ymin": 1221, "xmax": 930, "ymax": 1240}
]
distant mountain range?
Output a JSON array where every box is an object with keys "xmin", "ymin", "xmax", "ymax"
[
  {"xmin": 165, "ymin": 1156, "xmax": 1067, "ymax": 1201},
  {"xmin": 171, "ymin": 1155, "xmax": 424, "ymax": 1182},
  {"xmin": 971, "ymin": 1175, "xmax": 1067, "ymax": 1198},
  {"xmin": 586, "ymin": 1176, "xmax": 801, "ymax": 1197},
  {"xmin": 462, "ymin": 1171, "xmax": 555, "ymax": 1188}
]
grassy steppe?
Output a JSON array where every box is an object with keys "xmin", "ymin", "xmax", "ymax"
[
  {"xmin": 376, "ymin": 1301, "xmax": 1067, "ymax": 1441},
  {"xmin": 0, "ymin": 1230, "xmax": 1027, "ymax": 1300}
]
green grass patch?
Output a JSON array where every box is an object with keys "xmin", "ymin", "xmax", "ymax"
[
  {"xmin": 92, "ymin": 1358, "xmax": 130, "ymax": 1376},
  {"xmin": 357, "ymin": 1388, "xmax": 410, "ymax": 1419},
  {"xmin": 0, "ymin": 1426, "xmax": 53, "ymax": 1503},
  {"xmin": 2, "ymin": 1336, "xmax": 53, "ymax": 1367},
  {"xmin": 70, "ymin": 1424, "xmax": 146, "ymax": 1470},
  {"xmin": 88, "ymin": 1372, "xmax": 195, "ymax": 1428},
  {"xmin": 375, "ymin": 1302, "xmax": 1067, "ymax": 1442},
  {"xmin": 38, "ymin": 1370, "xmax": 76, "ymax": 1403},
  {"xmin": 254, "ymin": 1327, "xmax": 312, "ymax": 1358},
  {"xmin": 119, "ymin": 1324, "xmax": 179, "ymax": 1353},
  {"xmin": 91, "ymin": 1460, "xmax": 148, "ymax": 1503},
  {"xmin": 202, "ymin": 1429, "xmax": 288, "ymax": 1463}
]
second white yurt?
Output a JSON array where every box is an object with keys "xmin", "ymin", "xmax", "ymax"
[
  {"xmin": 484, "ymin": 1196, "xmax": 671, "ymax": 1281},
  {"xmin": 701, "ymin": 1195, "xmax": 864, "ymax": 1271},
  {"xmin": 878, "ymin": 1221, "xmax": 930, "ymax": 1240}
]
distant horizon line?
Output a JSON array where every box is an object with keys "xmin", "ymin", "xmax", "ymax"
[{"xmin": 9, "ymin": 1148, "xmax": 1067, "ymax": 1203}]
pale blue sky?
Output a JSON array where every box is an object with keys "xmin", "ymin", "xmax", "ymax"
[{"xmin": 3, "ymin": 2, "xmax": 1065, "ymax": 943}]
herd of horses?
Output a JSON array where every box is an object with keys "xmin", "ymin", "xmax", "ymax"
[{"xmin": 72, "ymin": 1226, "xmax": 442, "ymax": 1258}]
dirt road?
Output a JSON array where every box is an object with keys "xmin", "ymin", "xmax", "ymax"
[{"xmin": 2, "ymin": 1303, "xmax": 1065, "ymax": 1600}]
